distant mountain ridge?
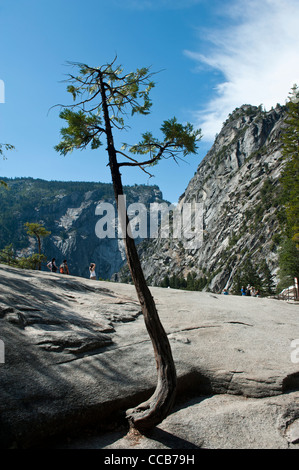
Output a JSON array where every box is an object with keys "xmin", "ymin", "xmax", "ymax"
[{"xmin": 0, "ymin": 178, "xmax": 166, "ymax": 279}]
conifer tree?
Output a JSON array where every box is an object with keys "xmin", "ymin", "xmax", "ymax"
[
  {"xmin": 278, "ymin": 84, "xmax": 299, "ymax": 290},
  {"xmin": 281, "ymin": 84, "xmax": 299, "ymax": 237},
  {"xmin": 0, "ymin": 244, "xmax": 16, "ymax": 265},
  {"xmin": 24, "ymin": 222, "xmax": 51, "ymax": 270},
  {"xmin": 0, "ymin": 143, "xmax": 14, "ymax": 187},
  {"xmin": 278, "ymin": 238, "xmax": 299, "ymax": 289},
  {"xmin": 54, "ymin": 58, "xmax": 201, "ymax": 432}
]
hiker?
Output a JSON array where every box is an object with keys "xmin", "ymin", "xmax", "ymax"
[
  {"xmin": 241, "ymin": 286, "xmax": 246, "ymax": 296},
  {"xmin": 222, "ymin": 288, "xmax": 229, "ymax": 295},
  {"xmin": 89, "ymin": 262, "xmax": 96, "ymax": 280},
  {"xmin": 47, "ymin": 258, "xmax": 58, "ymax": 273},
  {"xmin": 60, "ymin": 260, "xmax": 69, "ymax": 275},
  {"xmin": 251, "ymin": 286, "xmax": 257, "ymax": 297}
]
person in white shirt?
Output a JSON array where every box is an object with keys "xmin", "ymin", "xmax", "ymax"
[{"xmin": 89, "ymin": 262, "xmax": 96, "ymax": 280}]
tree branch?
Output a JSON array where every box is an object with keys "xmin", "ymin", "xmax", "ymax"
[{"xmin": 116, "ymin": 150, "xmax": 154, "ymax": 177}]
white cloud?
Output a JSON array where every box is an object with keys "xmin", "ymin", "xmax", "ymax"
[{"xmin": 186, "ymin": 0, "xmax": 299, "ymax": 141}]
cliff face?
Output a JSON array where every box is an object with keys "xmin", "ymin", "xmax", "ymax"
[
  {"xmin": 135, "ymin": 104, "xmax": 286, "ymax": 293},
  {"xmin": 0, "ymin": 179, "xmax": 166, "ymax": 280},
  {"xmin": 0, "ymin": 104, "xmax": 287, "ymax": 291}
]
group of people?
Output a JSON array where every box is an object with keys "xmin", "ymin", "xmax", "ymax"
[
  {"xmin": 47, "ymin": 257, "xmax": 97, "ymax": 280},
  {"xmin": 221, "ymin": 285, "xmax": 261, "ymax": 296},
  {"xmin": 241, "ymin": 285, "xmax": 260, "ymax": 297},
  {"xmin": 47, "ymin": 258, "xmax": 69, "ymax": 275}
]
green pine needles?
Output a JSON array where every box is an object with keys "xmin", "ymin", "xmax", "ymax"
[
  {"xmin": 277, "ymin": 84, "xmax": 299, "ymax": 289},
  {"xmin": 54, "ymin": 59, "xmax": 201, "ymax": 176}
]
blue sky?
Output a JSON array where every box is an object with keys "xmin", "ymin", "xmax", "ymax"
[{"xmin": 1, "ymin": 0, "xmax": 299, "ymax": 203}]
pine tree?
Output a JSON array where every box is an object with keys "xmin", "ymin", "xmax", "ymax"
[
  {"xmin": 24, "ymin": 222, "xmax": 51, "ymax": 270},
  {"xmin": 278, "ymin": 238, "xmax": 299, "ymax": 290},
  {"xmin": 0, "ymin": 143, "xmax": 15, "ymax": 187},
  {"xmin": 281, "ymin": 84, "xmax": 299, "ymax": 237},
  {"xmin": 259, "ymin": 260, "xmax": 275, "ymax": 295},
  {"xmin": 55, "ymin": 58, "xmax": 201, "ymax": 432},
  {"xmin": 0, "ymin": 244, "xmax": 16, "ymax": 265},
  {"xmin": 278, "ymin": 85, "xmax": 299, "ymax": 290}
]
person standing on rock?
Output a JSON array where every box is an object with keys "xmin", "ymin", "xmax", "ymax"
[
  {"xmin": 89, "ymin": 263, "xmax": 96, "ymax": 280},
  {"xmin": 59, "ymin": 260, "xmax": 69, "ymax": 275},
  {"xmin": 47, "ymin": 258, "xmax": 58, "ymax": 273}
]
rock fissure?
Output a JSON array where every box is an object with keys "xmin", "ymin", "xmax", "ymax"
[{"xmin": 225, "ymin": 321, "xmax": 254, "ymax": 327}]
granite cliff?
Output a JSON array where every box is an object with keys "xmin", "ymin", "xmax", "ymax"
[{"xmin": 132, "ymin": 104, "xmax": 287, "ymax": 293}]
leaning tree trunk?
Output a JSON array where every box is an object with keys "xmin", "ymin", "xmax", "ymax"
[
  {"xmin": 121, "ymin": 216, "xmax": 177, "ymax": 432},
  {"xmin": 99, "ymin": 72, "xmax": 177, "ymax": 432}
]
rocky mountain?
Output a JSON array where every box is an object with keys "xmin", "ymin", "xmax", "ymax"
[
  {"xmin": 0, "ymin": 178, "xmax": 167, "ymax": 280},
  {"xmin": 128, "ymin": 104, "xmax": 287, "ymax": 293},
  {"xmin": 0, "ymin": 104, "xmax": 288, "ymax": 292}
]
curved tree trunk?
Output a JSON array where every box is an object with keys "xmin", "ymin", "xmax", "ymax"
[
  {"xmin": 123, "ymin": 233, "xmax": 177, "ymax": 432},
  {"xmin": 99, "ymin": 72, "xmax": 177, "ymax": 432}
]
